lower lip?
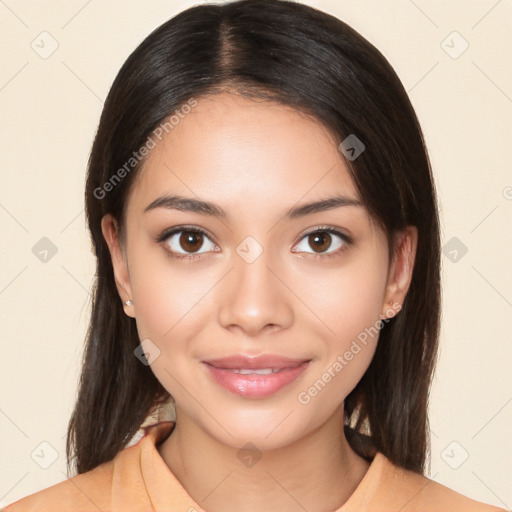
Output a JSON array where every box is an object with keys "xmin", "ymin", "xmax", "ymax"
[{"xmin": 202, "ymin": 361, "xmax": 311, "ymax": 398}]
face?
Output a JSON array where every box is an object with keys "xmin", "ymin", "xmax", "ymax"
[{"xmin": 102, "ymin": 92, "xmax": 416, "ymax": 450}]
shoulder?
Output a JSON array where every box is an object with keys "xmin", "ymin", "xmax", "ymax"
[
  {"xmin": 362, "ymin": 453, "xmax": 508, "ymax": 512},
  {"xmin": 2, "ymin": 458, "xmax": 114, "ymax": 512},
  {"xmin": 396, "ymin": 470, "xmax": 507, "ymax": 511},
  {"xmin": 2, "ymin": 421, "xmax": 175, "ymax": 512}
]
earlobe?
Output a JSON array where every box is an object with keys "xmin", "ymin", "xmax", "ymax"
[
  {"xmin": 381, "ymin": 226, "xmax": 418, "ymax": 319},
  {"xmin": 100, "ymin": 214, "xmax": 135, "ymax": 318}
]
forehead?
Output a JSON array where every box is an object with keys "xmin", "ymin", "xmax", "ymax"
[{"xmin": 129, "ymin": 92, "xmax": 360, "ymax": 215}]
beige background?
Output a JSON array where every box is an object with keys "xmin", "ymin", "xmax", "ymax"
[{"xmin": 1, "ymin": 0, "xmax": 511, "ymax": 508}]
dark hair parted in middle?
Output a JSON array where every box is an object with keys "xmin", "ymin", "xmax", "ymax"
[{"xmin": 68, "ymin": 0, "xmax": 440, "ymax": 476}]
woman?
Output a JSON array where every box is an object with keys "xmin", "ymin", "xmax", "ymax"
[{"xmin": 4, "ymin": 0, "xmax": 507, "ymax": 510}]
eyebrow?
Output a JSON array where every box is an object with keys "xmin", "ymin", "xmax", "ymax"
[{"xmin": 144, "ymin": 194, "xmax": 363, "ymax": 220}]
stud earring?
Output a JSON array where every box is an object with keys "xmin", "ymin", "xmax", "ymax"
[
  {"xmin": 125, "ymin": 300, "xmax": 133, "ymax": 306},
  {"xmin": 380, "ymin": 301, "xmax": 398, "ymax": 320}
]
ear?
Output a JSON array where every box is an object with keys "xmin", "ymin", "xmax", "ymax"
[
  {"xmin": 380, "ymin": 225, "xmax": 418, "ymax": 319},
  {"xmin": 101, "ymin": 213, "xmax": 135, "ymax": 318}
]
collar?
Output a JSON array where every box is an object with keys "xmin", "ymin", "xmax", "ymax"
[{"xmin": 115, "ymin": 420, "xmax": 388, "ymax": 511}]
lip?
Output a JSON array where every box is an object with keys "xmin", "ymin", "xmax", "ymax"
[{"xmin": 202, "ymin": 354, "xmax": 312, "ymax": 398}]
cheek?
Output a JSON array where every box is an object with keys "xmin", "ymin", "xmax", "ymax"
[
  {"xmin": 126, "ymin": 246, "xmax": 229, "ymax": 397},
  {"xmin": 128, "ymin": 244, "xmax": 214, "ymax": 340},
  {"xmin": 127, "ymin": 253, "xmax": 211, "ymax": 397},
  {"xmin": 294, "ymin": 252, "xmax": 388, "ymax": 345},
  {"xmin": 293, "ymin": 252, "xmax": 388, "ymax": 401}
]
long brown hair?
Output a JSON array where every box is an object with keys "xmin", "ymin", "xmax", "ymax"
[{"xmin": 67, "ymin": 0, "xmax": 441, "ymax": 476}]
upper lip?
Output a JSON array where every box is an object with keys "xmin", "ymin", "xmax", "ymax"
[{"xmin": 203, "ymin": 354, "xmax": 311, "ymax": 370}]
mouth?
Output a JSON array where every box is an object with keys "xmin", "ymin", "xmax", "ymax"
[{"xmin": 202, "ymin": 354, "xmax": 312, "ymax": 398}]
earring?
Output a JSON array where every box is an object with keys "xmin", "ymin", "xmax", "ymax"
[
  {"xmin": 125, "ymin": 300, "xmax": 133, "ymax": 306},
  {"xmin": 380, "ymin": 301, "xmax": 399, "ymax": 320}
]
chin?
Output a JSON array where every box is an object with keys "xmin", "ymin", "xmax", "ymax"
[{"xmin": 195, "ymin": 405, "xmax": 314, "ymax": 451}]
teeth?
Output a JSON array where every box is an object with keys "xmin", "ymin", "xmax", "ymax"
[{"xmin": 230, "ymin": 368, "xmax": 281, "ymax": 375}]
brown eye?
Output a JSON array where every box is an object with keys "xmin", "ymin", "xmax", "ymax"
[
  {"xmin": 293, "ymin": 228, "xmax": 348, "ymax": 257},
  {"xmin": 308, "ymin": 232, "xmax": 332, "ymax": 253},
  {"xmin": 179, "ymin": 231, "xmax": 204, "ymax": 253},
  {"xmin": 162, "ymin": 228, "xmax": 217, "ymax": 256}
]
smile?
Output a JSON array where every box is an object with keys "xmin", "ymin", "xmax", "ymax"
[{"xmin": 202, "ymin": 354, "xmax": 311, "ymax": 398}]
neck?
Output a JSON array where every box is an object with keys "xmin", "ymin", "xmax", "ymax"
[{"xmin": 157, "ymin": 405, "xmax": 371, "ymax": 512}]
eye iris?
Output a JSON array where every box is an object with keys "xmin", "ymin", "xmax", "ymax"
[
  {"xmin": 309, "ymin": 231, "xmax": 331, "ymax": 253},
  {"xmin": 180, "ymin": 231, "xmax": 203, "ymax": 252}
]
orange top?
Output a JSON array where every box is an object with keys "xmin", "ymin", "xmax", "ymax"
[{"xmin": 4, "ymin": 421, "xmax": 506, "ymax": 512}]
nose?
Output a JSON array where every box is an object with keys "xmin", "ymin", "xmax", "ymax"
[{"xmin": 217, "ymin": 250, "xmax": 294, "ymax": 337}]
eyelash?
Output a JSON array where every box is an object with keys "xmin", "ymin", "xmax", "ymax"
[{"xmin": 155, "ymin": 225, "xmax": 352, "ymax": 261}]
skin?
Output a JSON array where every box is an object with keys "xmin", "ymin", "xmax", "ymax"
[{"xmin": 101, "ymin": 92, "xmax": 417, "ymax": 512}]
